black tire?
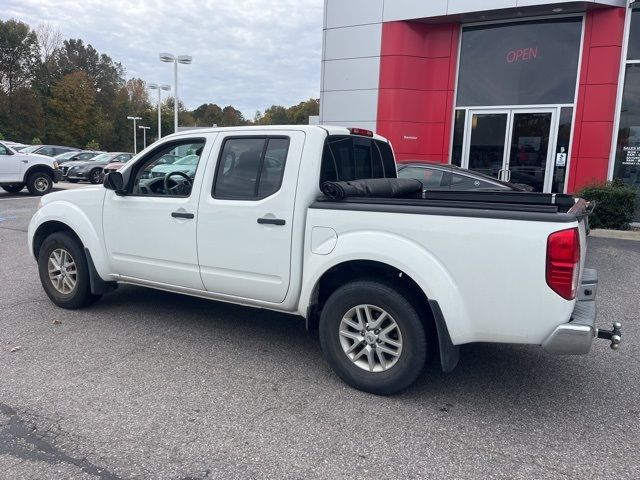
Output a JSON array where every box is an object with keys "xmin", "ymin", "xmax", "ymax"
[
  {"xmin": 37, "ymin": 232, "xmax": 102, "ymax": 309},
  {"xmin": 319, "ymin": 280, "xmax": 429, "ymax": 395},
  {"xmin": 1, "ymin": 184, "xmax": 24, "ymax": 193},
  {"xmin": 67, "ymin": 179, "xmax": 79, "ymax": 183},
  {"xmin": 26, "ymin": 171, "xmax": 53, "ymax": 195},
  {"xmin": 89, "ymin": 168, "xmax": 103, "ymax": 184}
]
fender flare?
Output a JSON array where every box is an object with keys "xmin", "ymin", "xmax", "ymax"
[
  {"xmin": 298, "ymin": 230, "xmax": 472, "ymax": 344},
  {"xmin": 23, "ymin": 164, "xmax": 55, "ymax": 184}
]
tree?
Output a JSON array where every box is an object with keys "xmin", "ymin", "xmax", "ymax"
[
  {"xmin": 47, "ymin": 71, "xmax": 95, "ymax": 146},
  {"xmin": 125, "ymin": 78, "xmax": 150, "ymax": 114},
  {"xmin": 0, "ymin": 20, "xmax": 40, "ymax": 114},
  {"xmin": 31, "ymin": 136, "xmax": 42, "ymax": 144},
  {"xmin": 35, "ymin": 23, "xmax": 62, "ymax": 63},
  {"xmin": 221, "ymin": 106, "xmax": 245, "ymax": 126}
]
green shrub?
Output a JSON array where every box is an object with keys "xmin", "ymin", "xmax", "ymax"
[
  {"xmin": 577, "ymin": 180, "xmax": 637, "ymax": 230},
  {"xmin": 31, "ymin": 136, "xmax": 42, "ymax": 145},
  {"xmin": 85, "ymin": 139, "xmax": 100, "ymax": 150},
  {"xmin": 0, "ymin": 132, "xmax": 4, "ymax": 140}
]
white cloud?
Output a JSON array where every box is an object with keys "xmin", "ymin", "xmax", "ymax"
[{"xmin": 2, "ymin": 0, "xmax": 324, "ymax": 118}]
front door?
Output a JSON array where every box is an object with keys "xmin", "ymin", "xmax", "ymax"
[
  {"xmin": 0, "ymin": 144, "xmax": 21, "ymax": 182},
  {"xmin": 463, "ymin": 109, "xmax": 556, "ymax": 192},
  {"xmin": 103, "ymin": 136, "xmax": 214, "ymax": 290}
]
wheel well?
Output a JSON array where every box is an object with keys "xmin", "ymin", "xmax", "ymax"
[
  {"xmin": 33, "ymin": 221, "xmax": 83, "ymax": 258},
  {"xmin": 23, "ymin": 165, "xmax": 54, "ymax": 184},
  {"xmin": 308, "ymin": 260, "xmax": 436, "ymax": 334}
]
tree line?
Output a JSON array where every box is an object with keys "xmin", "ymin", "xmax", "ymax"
[{"xmin": 0, "ymin": 19, "xmax": 319, "ymax": 151}]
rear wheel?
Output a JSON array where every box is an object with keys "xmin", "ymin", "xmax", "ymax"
[
  {"xmin": 1, "ymin": 184, "xmax": 24, "ymax": 193},
  {"xmin": 89, "ymin": 168, "xmax": 103, "ymax": 184},
  {"xmin": 319, "ymin": 280, "xmax": 429, "ymax": 395},
  {"xmin": 26, "ymin": 172, "xmax": 53, "ymax": 195},
  {"xmin": 37, "ymin": 232, "xmax": 102, "ymax": 309}
]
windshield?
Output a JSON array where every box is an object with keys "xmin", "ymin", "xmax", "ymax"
[
  {"xmin": 55, "ymin": 151, "xmax": 77, "ymax": 160},
  {"xmin": 174, "ymin": 155, "xmax": 199, "ymax": 165},
  {"xmin": 22, "ymin": 145, "xmax": 40, "ymax": 153},
  {"xmin": 90, "ymin": 153, "xmax": 112, "ymax": 162}
]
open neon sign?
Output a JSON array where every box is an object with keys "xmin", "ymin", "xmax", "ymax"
[{"xmin": 506, "ymin": 47, "xmax": 539, "ymax": 63}]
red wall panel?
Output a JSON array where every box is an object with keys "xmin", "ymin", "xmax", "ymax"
[
  {"xmin": 377, "ymin": 22, "xmax": 459, "ymax": 163},
  {"xmin": 567, "ymin": 8, "xmax": 625, "ymax": 192}
]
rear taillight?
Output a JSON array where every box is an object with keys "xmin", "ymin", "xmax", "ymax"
[{"xmin": 546, "ymin": 227, "xmax": 580, "ymax": 300}]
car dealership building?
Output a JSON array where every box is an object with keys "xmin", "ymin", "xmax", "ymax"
[{"xmin": 320, "ymin": 0, "xmax": 640, "ymax": 198}]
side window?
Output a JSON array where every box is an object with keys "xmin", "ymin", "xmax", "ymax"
[
  {"xmin": 320, "ymin": 136, "xmax": 396, "ymax": 185},
  {"xmin": 398, "ymin": 167, "xmax": 444, "ymax": 188},
  {"xmin": 213, "ymin": 137, "xmax": 289, "ymax": 200},
  {"xmin": 450, "ymin": 173, "xmax": 490, "ymax": 190},
  {"xmin": 131, "ymin": 139, "xmax": 205, "ymax": 197},
  {"xmin": 116, "ymin": 154, "xmax": 131, "ymax": 162},
  {"xmin": 0, "ymin": 144, "xmax": 9, "ymax": 155},
  {"xmin": 39, "ymin": 147, "xmax": 55, "ymax": 156}
]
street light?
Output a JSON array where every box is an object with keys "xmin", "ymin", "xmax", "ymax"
[
  {"xmin": 148, "ymin": 83, "xmax": 171, "ymax": 139},
  {"xmin": 127, "ymin": 116, "xmax": 142, "ymax": 153},
  {"xmin": 159, "ymin": 52, "xmax": 193, "ymax": 133},
  {"xmin": 138, "ymin": 125, "xmax": 150, "ymax": 150}
]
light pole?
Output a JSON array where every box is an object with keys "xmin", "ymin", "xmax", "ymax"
[
  {"xmin": 138, "ymin": 125, "xmax": 150, "ymax": 150},
  {"xmin": 148, "ymin": 83, "xmax": 171, "ymax": 138},
  {"xmin": 159, "ymin": 52, "xmax": 193, "ymax": 133},
  {"xmin": 127, "ymin": 116, "xmax": 142, "ymax": 153}
]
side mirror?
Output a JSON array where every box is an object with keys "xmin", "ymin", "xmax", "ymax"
[{"xmin": 104, "ymin": 171, "xmax": 126, "ymax": 195}]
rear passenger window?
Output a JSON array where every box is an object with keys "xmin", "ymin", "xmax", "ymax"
[
  {"xmin": 320, "ymin": 136, "xmax": 396, "ymax": 185},
  {"xmin": 213, "ymin": 137, "xmax": 289, "ymax": 200}
]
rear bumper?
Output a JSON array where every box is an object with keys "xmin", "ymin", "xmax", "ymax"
[{"xmin": 541, "ymin": 269, "xmax": 600, "ymax": 355}]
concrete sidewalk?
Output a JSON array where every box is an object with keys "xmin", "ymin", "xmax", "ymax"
[{"xmin": 589, "ymin": 228, "xmax": 640, "ymax": 241}]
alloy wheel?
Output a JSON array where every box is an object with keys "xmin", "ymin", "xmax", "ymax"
[{"xmin": 47, "ymin": 248, "xmax": 77, "ymax": 294}]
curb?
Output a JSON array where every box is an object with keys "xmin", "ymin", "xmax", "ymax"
[{"xmin": 589, "ymin": 229, "xmax": 640, "ymax": 241}]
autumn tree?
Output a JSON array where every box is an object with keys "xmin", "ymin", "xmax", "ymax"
[{"xmin": 47, "ymin": 71, "xmax": 95, "ymax": 146}]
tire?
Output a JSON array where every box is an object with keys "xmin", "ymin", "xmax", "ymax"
[
  {"xmin": 37, "ymin": 232, "xmax": 102, "ymax": 309},
  {"xmin": 26, "ymin": 172, "xmax": 53, "ymax": 195},
  {"xmin": 67, "ymin": 179, "xmax": 79, "ymax": 183},
  {"xmin": 89, "ymin": 169, "xmax": 103, "ymax": 184},
  {"xmin": 1, "ymin": 184, "xmax": 24, "ymax": 193},
  {"xmin": 319, "ymin": 280, "xmax": 429, "ymax": 395}
]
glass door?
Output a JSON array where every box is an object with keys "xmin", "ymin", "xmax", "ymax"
[
  {"xmin": 462, "ymin": 108, "xmax": 557, "ymax": 192},
  {"xmin": 505, "ymin": 110, "xmax": 555, "ymax": 192},
  {"xmin": 463, "ymin": 111, "xmax": 510, "ymax": 179}
]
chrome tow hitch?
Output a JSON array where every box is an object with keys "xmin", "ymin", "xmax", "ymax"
[{"xmin": 597, "ymin": 322, "xmax": 622, "ymax": 350}]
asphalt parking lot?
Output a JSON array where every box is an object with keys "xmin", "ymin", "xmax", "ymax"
[{"xmin": 1, "ymin": 188, "xmax": 639, "ymax": 480}]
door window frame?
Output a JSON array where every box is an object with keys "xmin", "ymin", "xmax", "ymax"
[{"xmin": 461, "ymin": 107, "xmax": 559, "ymax": 192}]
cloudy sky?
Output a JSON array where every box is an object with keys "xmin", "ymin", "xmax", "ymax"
[{"xmin": 2, "ymin": 0, "xmax": 324, "ymax": 118}]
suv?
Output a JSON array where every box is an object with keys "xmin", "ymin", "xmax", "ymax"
[
  {"xmin": 0, "ymin": 141, "xmax": 63, "ymax": 195},
  {"xmin": 21, "ymin": 145, "xmax": 79, "ymax": 157}
]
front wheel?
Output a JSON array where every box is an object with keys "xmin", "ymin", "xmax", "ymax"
[
  {"xmin": 89, "ymin": 168, "xmax": 103, "ymax": 184},
  {"xmin": 1, "ymin": 184, "xmax": 25, "ymax": 193},
  {"xmin": 37, "ymin": 232, "xmax": 102, "ymax": 309},
  {"xmin": 319, "ymin": 280, "xmax": 429, "ymax": 395},
  {"xmin": 26, "ymin": 172, "xmax": 53, "ymax": 195}
]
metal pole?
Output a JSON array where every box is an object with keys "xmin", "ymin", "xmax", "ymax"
[
  {"xmin": 174, "ymin": 60, "xmax": 178, "ymax": 133},
  {"xmin": 142, "ymin": 128, "xmax": 147, "ymax": 149},
  {"xmin": 157, "ymin": 89, "xmax": 162, "ymax": 139},
  {"xmin": 133, "ymin": 118, "xmax": 137, "ymax": 153}
]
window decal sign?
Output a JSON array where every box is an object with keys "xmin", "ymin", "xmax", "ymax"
[{"xmin": 506, "ymin": 48, "xmax": 539, "ymax": 63}]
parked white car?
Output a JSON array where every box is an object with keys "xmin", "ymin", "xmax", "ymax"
[
  {"xmin": 0, "ymin": 141, "xmax": 62, "ymax": 195},
  {"xmin": 27, "ymin": 126, "xmax": 621, "ymax": 394}
]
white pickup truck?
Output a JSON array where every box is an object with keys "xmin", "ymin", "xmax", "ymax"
[
  {"xmin": 0, "ymin": 141, "xmax": 63, "ymax": 195},
  {"xmin": 27, "ymin": 126, "xmax": 621, "ymax": 394}
]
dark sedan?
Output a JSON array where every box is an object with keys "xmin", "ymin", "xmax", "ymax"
[
  {"xmin": 396, "ymin": 162, "xmax": 532, "ymax": 192},
  {"xmin": 54, "ymin": 150, "xmax": 103, "ymax": 164},
  {"xmin": 63, "ymin": 152, "xmax": 133, "ymax": 184}
]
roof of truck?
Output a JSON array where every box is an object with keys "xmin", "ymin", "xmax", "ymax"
[{"xmin": 167, "ymin": 125, "xmax": 388, "ymax": 142}]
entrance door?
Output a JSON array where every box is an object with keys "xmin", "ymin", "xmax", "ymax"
[{"xmin": 463, "ymin": 109, "xmax": 557, "ymax": 192}]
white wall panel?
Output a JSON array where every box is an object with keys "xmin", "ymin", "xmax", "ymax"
[
  {"xmin": 383, "ymin": 0, "xmax": 447, "ymax": 22},
  {"xmin": 325, "ymin": 0, "xmax": 384, "ymax": 29},
  {"xmin": 324, "ymin": 24, "xmax": 382, "ymax": 60},
  {"xmin": 323, "ymin": 57, "xmax": 381, "ymax": 92},
  {"xmin": 448, "ymin": 0, "xmax": 516, "ymax": 15},
  {"xmin": 321, "ymin": 90, "xmax": 379, "ymax": 122}
]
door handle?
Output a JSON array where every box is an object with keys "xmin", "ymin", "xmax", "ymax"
[
  {"xmin": 257, "ymin": 217, "xmax": 285, "ymax": 226},
  {"xmin": 21, "ymin": 160, "xmax": 28, "ymax": 163},
  {"xmin": 171, "ymin": 211, "xmax": 194, "ymax": 219}
]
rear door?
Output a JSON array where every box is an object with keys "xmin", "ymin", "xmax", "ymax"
[
  {"xmin": 196, "ymin": 131, "xmax": 305, "ymax": 303},
  {"xmin": 0, "ymin": 143, "xmax": 21, "ymax": 182}
]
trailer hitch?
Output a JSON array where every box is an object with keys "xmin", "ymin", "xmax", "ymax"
[{"xmin": 597, "ymin": 322, "xmax": 622, "ymax": 350}]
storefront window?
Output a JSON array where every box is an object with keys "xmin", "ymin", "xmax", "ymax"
[
  {"xmin": 552, "ymin": 107, "xmax": 573, "ymax": 193},
  {"xmin": 613, "ymin": 7, "xmax": 640, "ymax": 219},
  {"xmin": 451, "ymin": 110, "xmax": 465, "ymax": 166},
  {"xmin": 457, "ymin": 18, "xmax": 582, "ymax": 107}
]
